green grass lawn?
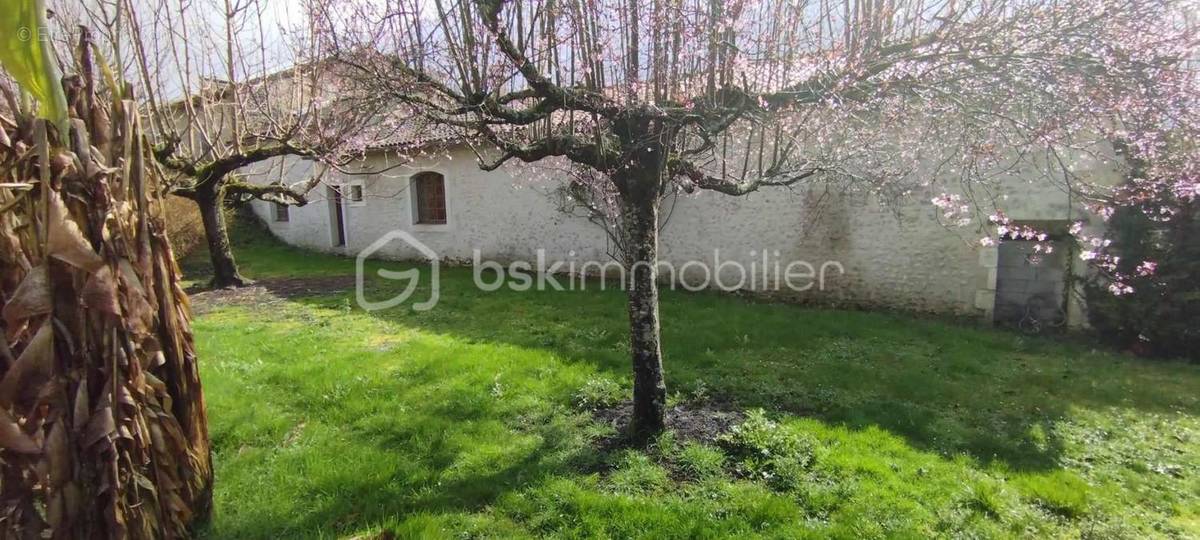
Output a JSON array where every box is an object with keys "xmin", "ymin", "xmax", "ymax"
[{"xmin": 188, "ymin": 220, "xmax": 1200, "ymax": 539}]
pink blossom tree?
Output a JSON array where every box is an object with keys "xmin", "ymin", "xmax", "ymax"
[{"xmin": 321, "ymin": 0, "xmax": 1198, "ymax": 436}]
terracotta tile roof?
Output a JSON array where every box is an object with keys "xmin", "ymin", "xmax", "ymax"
[{"xmin": 365, "ymin": 114, "xmax": 468, "ymax": 150}]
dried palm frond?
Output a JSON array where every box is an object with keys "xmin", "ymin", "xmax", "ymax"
[{"xmin": 0, "ymin": 28, "xmax": 211, "ymax": 539}]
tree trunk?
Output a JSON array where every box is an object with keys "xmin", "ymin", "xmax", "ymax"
[
  {"xmin": 620, "ymin": 184, "xmax": 668, "ymax": 438},
  {"xmin": 195, "ymin": 184, "xmax": 249, "ymax": 288}
]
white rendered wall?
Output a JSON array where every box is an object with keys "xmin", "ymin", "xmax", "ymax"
[{"xmin": 247, "ymin": 146, "xmax": 1119, "ymax": 322}]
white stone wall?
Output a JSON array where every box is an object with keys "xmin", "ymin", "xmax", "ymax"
[
  {"xmin": 246, "ymin": 152, "xmax": 611, "ymax": 261},
  {"xmin": 246, "ymin": 146, "xmax": 1119, "ymax": 323}
]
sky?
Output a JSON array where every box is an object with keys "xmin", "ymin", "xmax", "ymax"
[{"xmin": 60, "ymin": 0, "xmax": 314, "ymax": 99}]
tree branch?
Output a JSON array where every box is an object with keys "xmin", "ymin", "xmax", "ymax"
[
  {"xmin": 225, "ymin": 180, "xmax": 311, "ymax": 206},
  {"xmin": 670, "ymin": 157, "xmax": 822, "ymax": 195}
]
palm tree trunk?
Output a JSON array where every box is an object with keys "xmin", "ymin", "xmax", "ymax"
[{"xmin": 0, "ymin": 30, "xmax": 212, "ymax": 538}]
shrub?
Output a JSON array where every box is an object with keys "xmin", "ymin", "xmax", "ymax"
[
  {"xmin": 573, "ymin": 376, "xmax": 626, "ymax": 410},
  {"xmin": 1085, "ymin": 202, "xmax": 1199, "ymax": 359},
  {"xmin": 162, "ymin": 194, "xmax": 206, "ymax": 258},
  {"xmin": 720, "ymin": 409, "xmax": 814, "ymax": 460},
  {"xmin": 719, "ymin": 409, "xmax": 816, "ymax": 488}
]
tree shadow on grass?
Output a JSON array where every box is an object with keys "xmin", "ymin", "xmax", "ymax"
[
  {"xmin": 286, "ymin": 418, "xmax": 580, "ymax": 537},
  {"xmin": 196, "ymin": 318, "xmax": 603, "ymax": 539},
  {"xmin": 279, "ymin": 267, "xmax": 1200, "ymax": 474},
  {"xmin": 205, "ymin": 424, "xmax": 578, "ymax": 539},
  {"xmin": 183, "ymin": 221, "xmax": 1200, "ymax": 537},
  {"xmin": 190, "ymin": 264, "xmax": 1200, "ymax": 538}
]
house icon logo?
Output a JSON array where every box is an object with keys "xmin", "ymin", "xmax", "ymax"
[{"xmin": 356, "ymin": 230, "xmax": 440, "ymax": 311}]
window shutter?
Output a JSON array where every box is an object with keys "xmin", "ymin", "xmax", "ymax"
[{"xmin": 414, "ymin": 173, "xmax": 447, "ymax": 224}]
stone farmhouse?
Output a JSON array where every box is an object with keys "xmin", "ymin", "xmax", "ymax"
[{"xmin": 243, "ymin": 126, "xmax": 1119, "ymax": 329}]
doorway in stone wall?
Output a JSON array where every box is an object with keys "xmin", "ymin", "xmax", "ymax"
[
  {"xmin": 328, "ymin": 185, "xmax": 347, "ymax": 247},
  {"xmin": 993, "ymin": 235, "xmax": 1069, "ymax": 333}
]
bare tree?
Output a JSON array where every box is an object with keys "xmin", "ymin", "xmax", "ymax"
[
  {"xmin": 321, "ymin": 0, "xmax": 1196, "ymax": 437},
  {"xmin": 76, "ymin": 0, "xmax": 397, "ymax": 287}
]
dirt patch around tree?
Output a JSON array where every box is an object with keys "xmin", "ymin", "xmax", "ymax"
[
  {"xmin": 187, "ymin": 276, "xmax": 356, "ymax": 315},
  {"xmin": 592, "ymin": 400, "xmax": 744, "ymax": 446}
]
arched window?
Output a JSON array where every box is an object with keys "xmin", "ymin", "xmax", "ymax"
[{"xmin": 412, "ymin": 172, "xmax": 447, "ymax": 224}]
